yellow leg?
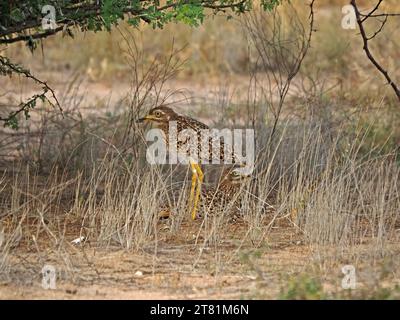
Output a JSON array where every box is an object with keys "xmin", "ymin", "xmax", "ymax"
[
  {"xmin": 191, "ymin": 163, "xmax": 204, "ymax": 220},
  {"xmin": 189, "ymin": 162, "xmax": 198, "ymax": 208}
]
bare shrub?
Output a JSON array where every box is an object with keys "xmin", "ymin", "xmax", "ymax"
[{"xmin": 242, "ymin": 1, "xmax": 315, "ymax": 144}]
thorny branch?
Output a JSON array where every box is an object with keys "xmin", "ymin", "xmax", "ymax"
[{"xmin": 0, "ymin": 56, "xmax": 62, "ymax": 128}]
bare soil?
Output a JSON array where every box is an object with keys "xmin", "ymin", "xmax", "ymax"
[{"xmin": 1, "ymin": 218, "xmax": 313, "ymax": 300}]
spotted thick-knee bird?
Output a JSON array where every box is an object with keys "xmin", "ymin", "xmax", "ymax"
[
  {"xmin": 198, "ymin": 166, "xmax": 251, "ymax": 220},
  {"xmin": 137, "ymin": 105, "xmax": 244, "ymax": 220}
]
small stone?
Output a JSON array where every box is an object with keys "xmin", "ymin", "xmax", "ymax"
[
  {"xmin": 134, "ymin": 270, "xmax": 144, "ymax": 278},
  {"xmin": 71, "ymin": 236, "xmax": 85, "ymax": 244}
]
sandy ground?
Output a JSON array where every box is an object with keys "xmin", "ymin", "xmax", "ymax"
[
  {"xmin": 1, "ymin": 219, "xmax": 313, "ymax": 300},
  {"xmin": 1, "ymin": 200, "xmax": 399, "ymax": 300}
]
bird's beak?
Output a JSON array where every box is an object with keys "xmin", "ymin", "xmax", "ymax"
[{"xmin": 136, "ymin": 115, "xmax": 157, "ymax": 123}]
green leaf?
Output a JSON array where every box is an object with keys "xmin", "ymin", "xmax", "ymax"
[
  {"xmin": 4, "ymin": 115, "xmax": 19, "ymax": 130},
  {"xmin": 128, "ymin": 17, "xmax": 140, "ymax": 27},
  {"xmin": 10, "ymin": 8, "xmax": 25, "ymax": 23},
  {"xmin": 101, "ymin": 0, "xmax": 127, "ymax": 31},
  {"xmin": 174, "ymin": 4, "xmax": 204, "ymax": 27},
  {"xmin": 262, "ymin": 0, "xmax": 281, "ymax": 11}
]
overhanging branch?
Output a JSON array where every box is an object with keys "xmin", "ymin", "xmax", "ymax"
[
  {"xmin": 351, "ymin": 0, "xmax": 400, "ymax": 102},
  {"xmin": 0, "ymin": 0, "xmax": 253, "ymax": 45}
]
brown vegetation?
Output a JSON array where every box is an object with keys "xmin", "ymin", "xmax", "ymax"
[{"xmin": 0, "ymin": 1, "xmax": 399, "ymax": 299}]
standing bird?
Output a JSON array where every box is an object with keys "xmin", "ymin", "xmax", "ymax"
[
  {"xmin": 137, "ymin": 105, "xmax": 242, "ymax": 220},
  {"xmin": 158, "ymin": 166, "xmax": 251, "ymax": 221}
]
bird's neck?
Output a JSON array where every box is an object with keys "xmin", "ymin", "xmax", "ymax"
[{"xmin": 157, "ymin": 119, "xmax": 180, "ymax": 137}]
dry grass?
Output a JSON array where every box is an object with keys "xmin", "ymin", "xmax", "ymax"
[{"xmin": 1, "ymin": 1, "xmax": 400, "ymax": 299}]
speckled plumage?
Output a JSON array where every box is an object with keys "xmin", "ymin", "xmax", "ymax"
[
  {"xmin": 138, "ymin": 105, "xmax": 246, "ymax": 220},
  {"xmin": 198, "ymin": 167, "xmax": 250, "ymax": 219},
  {"xmin": 140, "ymin": 105, "xmax": 239, "ymax": 165},
  {"xmin": 156, "ymin": 167, "xmax": 250, "ymax": 221}
]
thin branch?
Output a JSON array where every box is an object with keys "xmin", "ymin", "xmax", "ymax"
[
  {"xmin": 0, "ymin": 24, "xmax": 71, "ymax": 45},
  {"xmin": 0, "ymin": 1, "xmax": 249, "ymax": 45},
  {"xmin": 362, "ymin": 12, "xmax": 400, "ymax": 18},
  {"xmin": 360, "ymin": 0, "xmax": 383, "ymax": 22},
  {"xmin": 366, "ymin": 15, "xmax": 387, "ymax": 40},
  {"xmin": 0, "ymin": 56, "xmax": 63, "ymax": 127},
  {"xmin": 351, "ymin": 0, "xmax": 400, "ymax": 102}
]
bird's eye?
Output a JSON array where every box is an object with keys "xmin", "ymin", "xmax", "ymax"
[
  {"xmin": 154, "ymin": 111, "xmax": 162, "ymax": 118},
  {"xmin": 232, "ymin": 171, "xmax": 239, "ymax": 176}
]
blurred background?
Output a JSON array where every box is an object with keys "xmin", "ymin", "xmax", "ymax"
[{"xmin": 0, "ymin": 0, "xmax": 399, "ymax": 168}]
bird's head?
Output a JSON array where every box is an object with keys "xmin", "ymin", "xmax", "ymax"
[
  {"xmin": 221, "ymin": 166, "xmax": 251, "ymax": 186},
  {"xmin": 137, "ymin": 105, "xmax": 178, "ymax": 124}
]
